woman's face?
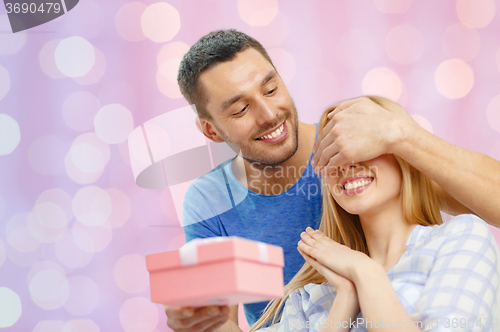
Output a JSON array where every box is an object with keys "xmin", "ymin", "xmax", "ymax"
[{"xmin": 324, "ymin": 154, "xmax": 403, "ymax": 217}]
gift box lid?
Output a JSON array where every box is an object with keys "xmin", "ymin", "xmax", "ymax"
[{"xmin": 146, "ymin": 236, "xmax": 284, "ymax": 273}]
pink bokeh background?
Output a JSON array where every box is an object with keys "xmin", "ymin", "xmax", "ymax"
[{"xmin": 1, "ymin": 0, "xmax": 500, "ymax": 331}]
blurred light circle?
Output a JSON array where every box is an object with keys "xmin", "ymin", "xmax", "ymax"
[
  {"xmin": 336, "ymin": 30, "xmax": 377, "ymax": 71},
  {"xmin": 73, "ymin": 186, "xmax": 112, "ymax": 227},
  {"xmin": 141, "ymin": 2, "xmax": 181, "ymax": 43},
  {"xmin": 106, "ymin": 188, "xmax": 131, "ymax": 228},
  {"xmin": 63, "ymin": 319, "xmax": 100, "ymax": 332},
  {"xmin": 385, "ymin": 25, "xmax": 425, "ymax": 65},
  {"xmin": 118, "ymin": 141, "xmax": 131, "ymax": 166},
  {"xmin": 55, "ymin": 37, "xmax": 96, "ymax": 78},
  {"xmin": 62, "ymin": 91, "xmax": 101, "ymax": 132},
  {"xmin": 119, "ymin": 297, "xmax": 159, "ymax": 332},
  {"xmin": 72, "ymin": 220, "xmax": 113, "ymax": 253},
  {"xmin": 411, "ymin": 114, "xmax": 434, "ymax": 133},
  {"xmin": 267, "ymin": 48, "xmax": 295, "ymax": 84},
  {"xmin": 28, "ymin": 135, "xmax": 66, "ymax": 176},
  {"xmin": 29, "ymin": 269, "xmax": 69, "ymax": 310},
  {"xmin": 94, "ymin": 104, "xmax": 134, "ymax": 144},
  {"xmin": 65, "ymin": 133, "xmax": 110, "ymax": 184},
  {"xmin": 167, "ymin": 233, "xmax": 186, "ymax": 251},
  {"xmin": 157, "ymin": 42, "xmax": 190, "ymax": 68},
  {"xmin": 28, "ymin": 202, "xmax": 68, "ymax": 244},
  {"xmin": 0, "ymin": 114, "xmax": 20, "ymax": 155},
  {"xmin": 0, "ymin": 15, "xmax": 27, "ymax": 55},
  {"xmin": 65, "ymin": 152, "xmax": 104, "ymax": 184},
  {"xmin": 27, "ymin": 260, "xmax": 66, "ymax": 285},
  {"xmin": 157, "ymin": 61, "xmax": 183, "ymax": 98},
  {"xmin": 36, "ymin": 188, "xmax": 73, "ymax": 221},
  {"xmin": 6, "ymin": 242, "xmax": 44, "ymax": 267},
  {"xmin": 434, "ymin": 59, "xmax": 474, "ymax": 99},
  {"xmin": 64, "ymin": 0, "xmax": 103, "ymax": 40},
  {"xmin": 34, "ymin": 320, "xmax": 65, "ymax": 332},
  {"xmin": 71, "ymin": 129, "xmax": 109, "ymax": 158},
  {"xmin": 7, "ymin": 224, "xmax": 42, "ymax": 252},
  {"xmin": 63, "ymin": 276, "xmax": 100, "ymax": 315},
  {"xmin": 0, "ymin": 240, "xmax": 5, "ymax": 267},
  {"xmin": 70, "ymin": 143, "xmax": 106, "ymax": 173},
  {"xmin": 114, "ymin": 254, "xmax": 149, "ymax": 293},
  {"xmin": 0, "ymin": 65, "xmax": 11, "ymax": 101},
  {"xmin": 456, "ymin": 0, "xmax": 495, "ymax": 28},
  {"xmin": 487, "ymin": 95, "xmax": 500, "ymax": 134},
  {"xmin": 116, "ymin": 2, "xmax": 147, "ymax": 42},
  {"xmin": 249, "ymin": 11, "xmax": 289, "ymax": 48},
  {"xmin": 0, "ymin": 287, "xmax": 22, "ymax": 328},
  {"xmin": 362, "ymin": 67, "xmax": 402, "ymax": 101},
  {"xmin": 39, "ymin": 39, "xmax": 66, "ymax": 79},
  {"xmin": 490, "ymin": 139, "xmax": 500, "ymax": 160},
  {"xmin": 72, "ymin": 48, "xmax": 107, "ymax": 86},
  {"xmin": 374, "ymin": 0, "xmax": 413, "ymax": 13},
  {"xmin": 441, "ymin": 24, "xmax": 481, "ymax": 61},
  {"xmin": 55, "ymin": 231, "xmax": 94, "ymax": 269},
  {"xmin": 238, "ymin": 0, "xmax": 278, "ymax": 26},
  {"xmin": 98, "ymin": 80, "xmax": 137, "ymax": 111},
  {"xmin": 6, "ymin": 212, "xmax": 42, "ymax": 252}
]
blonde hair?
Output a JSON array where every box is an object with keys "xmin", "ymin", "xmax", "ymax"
[{"xmin": 249, "ymin": 96, "xmax": 443, "ymax": 331}]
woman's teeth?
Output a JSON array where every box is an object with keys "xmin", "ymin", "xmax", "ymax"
[
  {"xmin": 258, "ymin": 123, "xmax": 284, "ymax": 140},
  {"xmin": 344, "ymin": 178, "xmax": 373, "ymax": 190}
]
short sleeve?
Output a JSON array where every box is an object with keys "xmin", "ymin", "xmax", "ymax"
[
  {"xmin": 182, "ymin": 182, "xmax": 222, "ymax": 242},
  {"xmin": 412, "ymin": 215, "xmax": 500, "ymax": 331}
]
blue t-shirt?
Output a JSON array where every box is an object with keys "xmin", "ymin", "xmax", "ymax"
[{"xmin": 182, "ymin": 128, "xmax": 322, "ymax": 326}]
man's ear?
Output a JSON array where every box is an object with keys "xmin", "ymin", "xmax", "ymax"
[{"xmin": 196, "ymin": 116, "xmax": 225, "ymax": 143}]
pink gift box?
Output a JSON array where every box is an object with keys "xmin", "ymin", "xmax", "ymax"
[{"xmin": 145, "ymin": 236, "xmax": 285, "ymax": 307}]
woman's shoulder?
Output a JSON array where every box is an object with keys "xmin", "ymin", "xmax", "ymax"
[{"xmin": 434, "ymin": 214, "xmax": 492, "ymax": 238}]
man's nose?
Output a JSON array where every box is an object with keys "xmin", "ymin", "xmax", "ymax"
[{"xmin": 255, "ymin": 99, "xmax": 278, "ymax": 125}]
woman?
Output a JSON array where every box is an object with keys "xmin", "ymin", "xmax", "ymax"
[{"xmin": 250, "ymin": 96, "xmax": 499, "ymax": 332}]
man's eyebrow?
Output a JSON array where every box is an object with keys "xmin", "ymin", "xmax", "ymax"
[
  {"xmin": 220, "ymin": 70, "xmax": 277, "ymax": 113},
  {"xmin": 220, "ymin": 93, "xmax": 245, "ymax": 113},
  {"xmin": 260, "ymin": 70, "xmax": 276, "ymax": 87}
]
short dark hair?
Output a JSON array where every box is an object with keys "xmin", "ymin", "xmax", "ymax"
[{"xmin": 177, "ymin": 29, "xmax": 275, "ymax": 119}]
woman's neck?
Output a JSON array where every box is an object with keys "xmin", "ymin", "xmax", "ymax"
[{"xmin": 358, "ymin": 200, "xmax": 416, "ymax": 271}]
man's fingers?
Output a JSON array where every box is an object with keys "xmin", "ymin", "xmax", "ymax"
[
  {"xmin": 312, "ymin": 122, "xmax": 339, "ymax": 166},
  {"xmin": 165, "ymin": 306, "xmax": 194, "ymax": 319},
  {"xmin": 326, "ymin": 97, "xmax": 363, "ymax": 119},
  {"xmin": 166, "ymin": 306, "xmax": 228, "ymax": 331},
  {"xmin": 312, "ymin": 112, "xmax": 337, "ymax": 156},
  {"xmin": 314, "ymin": 142, "xmax": 341, "ymax": 174},
  {"xmin": 187, "ymin": 307, "xmax": 229, "ymax": 332}
]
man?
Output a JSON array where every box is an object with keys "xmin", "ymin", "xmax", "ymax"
[{"xmin": 166, "ymin": 29, "xmax": 500, "ymax": 332}]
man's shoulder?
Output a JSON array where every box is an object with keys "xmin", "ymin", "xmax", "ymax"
[{"xmin": 186, "ymin": 158, "xmax": 234, "ymax": 194}]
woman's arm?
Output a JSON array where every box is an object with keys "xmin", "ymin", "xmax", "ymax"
[{"xmin": 351, "ymin": 262, "xmax": 423, "ymax": 331}]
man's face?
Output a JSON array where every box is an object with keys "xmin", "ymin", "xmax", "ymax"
[{"xmin": 199, "ymin": 48, "xmax": 299, "ymax": 166}]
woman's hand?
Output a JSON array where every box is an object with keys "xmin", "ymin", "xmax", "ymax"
[
  {"xmin": 298, "ymin": 227, "xmax": 369, "ymax": 282},
  {"xmin": 298, "ymin": 246, "xmax": 356, "ymax": 296}
]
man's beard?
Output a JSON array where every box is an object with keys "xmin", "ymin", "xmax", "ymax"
[{"xmin": 215, "ymin": 106, "xmax": 300, "ymax": 169}]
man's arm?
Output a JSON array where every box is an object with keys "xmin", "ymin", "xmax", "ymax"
[
  {"xmin": 311, "ymin": 97, "xmax": 500, "ymax": 227},
  {"xmin": 391, "ymin": 116, "xmax": 500, "ymax": 225}
]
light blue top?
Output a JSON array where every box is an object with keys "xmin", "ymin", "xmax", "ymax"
[
  {"xmin": 259, "ymin": 214, "xmax": 500, "ymax": 332},
  {"xmin": 182, "ymin": 128, "xmax": 322, "ymax": 326}
]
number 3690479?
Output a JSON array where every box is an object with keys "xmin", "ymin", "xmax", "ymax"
[{"xmin": 5, "ymin": 2, "xmax": 61, "ymax": 14}]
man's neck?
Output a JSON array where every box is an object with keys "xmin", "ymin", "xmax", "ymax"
[{"xmin": 234, "ymin": 121, "xmax": 316, "ymax": 195}]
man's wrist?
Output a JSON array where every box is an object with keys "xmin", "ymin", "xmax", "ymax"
[{"xmin": 386, "ymin": 113, "xmax": 418, "ymax": 156}]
